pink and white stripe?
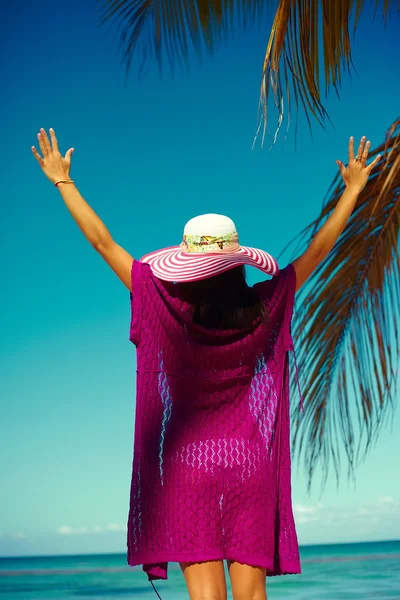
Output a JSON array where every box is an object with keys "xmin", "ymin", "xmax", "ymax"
[{"xmin": 140, "ymin": 245, "xmax": 279, "ymax": 282}]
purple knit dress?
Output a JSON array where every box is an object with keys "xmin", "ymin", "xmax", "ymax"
[{"xmin": 127, "ymin": 259, "xmax": 304, "ymax": 581}]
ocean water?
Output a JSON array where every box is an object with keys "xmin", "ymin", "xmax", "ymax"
[{"xmin": 1, "ymin": 540, "xmax": 399, "ymax": 600}]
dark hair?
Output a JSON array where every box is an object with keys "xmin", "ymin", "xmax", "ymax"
[{"xmin": 176, "ymin": 265, "xmax": 270, "ymax": 330}]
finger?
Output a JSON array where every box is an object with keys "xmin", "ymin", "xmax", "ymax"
[
  {"xmin": 361, "ymin": 140, "xmax": 370, "ymax": 164},
  {"xmin": 49, "ymin": 128, "xmax": 59, "ymax": 152},
  {"xmin": 356, "ymin": 136, "xmax": 366, "ymax": 160},
  {"xmin": 366, "ymin": 154, "xmax": 382, "ymax": 173},
  {"xmin": 31, "ymin": 145, "xmax": 44, "ymax": 166},
  {"xmin": 65, "ymin": 147, "xmax": 75, "ymax": 163},
  {"xmin": 336, "ymin": 160, "xmax": 346, "ymax": 177},
  {"xmin": 40, "ymin": 128, "xmax": 52, "ymax": 154},
  {"xmin": 348, "ymin": 136, "xmax": 354, "ymax": 162},
  {"xmin": 37, "ymin": 132, "xmax": 48, "ymax": 156}
]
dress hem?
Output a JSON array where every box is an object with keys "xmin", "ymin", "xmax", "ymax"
[{"xmin": 128, "ymin": 551, "xmax": 301, "ymax": 580}]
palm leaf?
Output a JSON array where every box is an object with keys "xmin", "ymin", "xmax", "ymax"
[
  {"xmin": 97, "ymin": 0, "xmax": 396, "ymax": 145},
  {"xmin": 253, "ymin": 0, "xmax": 398, "ymax": 146},
  {"xmin": 96, "ymin": 0, "xmax": 267, "ymax": 78},
  {"xmin": 283, "ymin": 118, "xmax": 400, "ymax": 494}
]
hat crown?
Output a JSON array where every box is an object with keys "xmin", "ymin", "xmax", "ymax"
[
  {"xmin": 183, "ymin": 214, "xmax": 237, "ymax": 236},
  {"xmin": 140, "ymin": 210, "xmax": 278, "ymax": 282}
]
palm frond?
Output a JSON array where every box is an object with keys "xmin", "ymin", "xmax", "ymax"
[
  {"xmin": 98, "ymin": 1, "xmax": 396, "ymax": 145},
  {"xmin": 286, "ymin": 118, "xmax": 400, "ymax": 495},
  {"xmin": 96, "ymin": 0, "xmax": 267, "ymax": 79},
  {"xmin": 253, "ymin": 0, "xmax": 397, "ymax": 147}
]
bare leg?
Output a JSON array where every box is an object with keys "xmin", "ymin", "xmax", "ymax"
[
  {"xmin": 227, "ymin": 559, "xmax": 268, "ymax": 600},
  {"xmin": 179, "ymin": 559, "xmax": 227, "ymax": 600}
]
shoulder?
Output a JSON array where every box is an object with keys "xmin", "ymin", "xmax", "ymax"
[
  {"xmin": 130, "ymin": 259, "xmax": 176, "ymax": 298},
  {"xmin": 253, "ymin": 263, "xmax": 296, "ymax": 301},
  {"xmin": 253, "ymin": 263, "xmax": 296, "ymax": 308}
]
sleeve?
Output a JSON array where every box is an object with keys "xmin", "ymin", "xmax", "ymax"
[
  {"xmin": 254, "ymin": 263, "xmax": 297, "ymax": 351},
  {"xmin": 282, "ymin": 263, "xmax": 297, "ymax": 352},
  {"xmin": 129, "ymin": 259, "xmax": 145, "ymax": 346},
  {"xmin": 283, "ymin": 263, "xmax": 305, "ymax": 412}
]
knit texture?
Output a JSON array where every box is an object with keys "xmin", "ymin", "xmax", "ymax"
[{"xmin": 127, "ymin": 259, "xmax": 303, "ymax": 581}]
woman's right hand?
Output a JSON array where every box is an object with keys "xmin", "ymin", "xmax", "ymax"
[
  {"xmin": 336, "ymin": 136, "xmax": 381, "ymax": 193},
  {"xmin": 32, "ymin": 127, "xmax": 75, "ymax": 185}
]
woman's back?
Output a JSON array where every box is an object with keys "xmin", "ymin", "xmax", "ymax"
[
  {"xmin": 127, "ymin": 258, "xmax": 302, "ymax": 582},
  {"xmin": 175, "ymin": 264, "xmax": 269, "ymax": 330}
]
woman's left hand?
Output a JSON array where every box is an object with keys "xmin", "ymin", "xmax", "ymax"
[
  {"xmin": 336, "ymin": 136, "xmax": 381, "ymax": 193},
  {"xmin": 32, "ymin": 127, "xmax": 75, "ymax": 184}
]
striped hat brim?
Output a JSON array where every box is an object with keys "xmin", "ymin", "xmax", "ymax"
[{"xmin": 140, "ymin": 245, "xmax": 279, "ymax": 282}]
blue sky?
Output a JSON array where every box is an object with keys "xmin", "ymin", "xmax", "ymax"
[{"xmin": 1, "ymin": 1, "xmax": 399, "ymax": 557}]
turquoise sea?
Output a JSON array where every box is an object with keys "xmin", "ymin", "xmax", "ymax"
[{"xmin": 1, "ymin": 540, "xmax": 399, "ymax": 599}]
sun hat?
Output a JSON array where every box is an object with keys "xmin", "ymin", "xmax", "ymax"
[{"xmin": 140, "ymin": 213, "xmax": 279, "ymax": 282}]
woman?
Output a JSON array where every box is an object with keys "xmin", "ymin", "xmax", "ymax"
[{"xmin": 32, "ymin": 129, "xmax": 380, "ymax": 600}]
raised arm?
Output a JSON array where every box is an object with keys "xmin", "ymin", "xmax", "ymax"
[
  {"xmin": 32, "ymin": 127, "xmax": 134, "ymax": 291},
  {"xmin": 292, "ymin": 136, "xmax": 381, "ymax": 293}
]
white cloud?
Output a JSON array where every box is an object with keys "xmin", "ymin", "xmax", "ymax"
[
  {"xmin": 107, "ymin": 523, "xmax": 125, "ymax": 531},
  {"xmin": 357, "ymin": 506, "xmax": 372, "ymax": 516},
  {"xmin": 293, "ymin": 503, "xmax": 320, "ymax": 524},
  {"xmin": 292, "ymin": 496, "xmax": 400, "ymax": 535},
  {"xmin": 0, "ymin": 531, "xmax": 25, "ymax": 539},
  {"xmin": 56, "ymin": 524, "xmax": 125, "ymax": 535},
  {"xmin": 378, "ymin": 495, "xmax": 394, "ymax": 504},
  {"xmin": 293, "ymin": 504, "xmax": 317, "ymax": 514},
  {"xmin": 57, "ymin": 526, "xmax": 73, "ymax": 535}
]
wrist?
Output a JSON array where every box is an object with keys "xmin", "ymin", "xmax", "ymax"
[
  {"xmin": 345, "ymin": 184, "xmax": 363, "ymax": 195},
  {"xmin": 54, "ymin": 178, "xmax": 74, "ymax": 189}
]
